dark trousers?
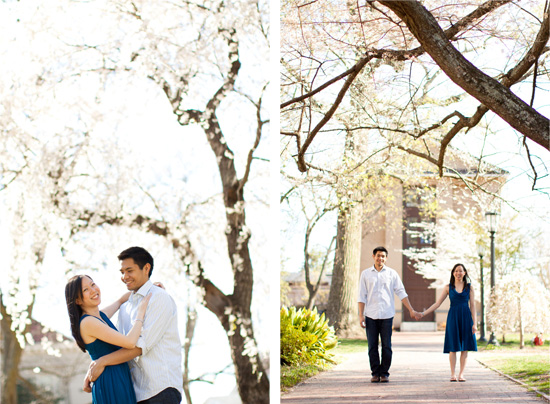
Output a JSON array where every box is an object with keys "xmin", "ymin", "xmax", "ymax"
[
  {"xmin": 137, "ymin": 388, "xmax": 182, "ymax": 404},
  {"xmin": 365, "ymin": 316, "xmax": 393, "ymax": 377}
]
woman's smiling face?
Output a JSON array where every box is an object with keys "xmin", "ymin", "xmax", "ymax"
[
  {"xmin": 78, "ymin": 276, "xmax": 101, "ymax": 308},
  {"xmin": 453, "ymin": 265, "xmax": 465, "ymax": 282}
]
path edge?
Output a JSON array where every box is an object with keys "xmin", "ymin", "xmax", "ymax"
[{"xmin": 476, "ymin": 358, "xmax": 550, "ymax": 403}]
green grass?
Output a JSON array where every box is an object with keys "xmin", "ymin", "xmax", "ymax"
[
  {"xmin": 280, "ymin": 339, "xmax": 366, "ymax": 391},
  {"xmin": 280, "ymin": 362, "xmax": 329, "ymax": 392},
  {"xmin": 478, "ymin": 333, "xmax": 550, "ymax": 351},
  {"xmin": 477, "ymin": 353, "xmax": 550, "ymax": 395},
  {"xmin": 333, "ymin": 339, "xmax": 367, "ymax": 356}
]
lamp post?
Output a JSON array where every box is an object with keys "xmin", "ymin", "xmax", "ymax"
[
  {"xmin": 476, "ymin": 241, "xmax": 487, "ymax": 342},
  {"xmin": 485, "ymin": 211, "xmax": 500, "ymax": 345}
]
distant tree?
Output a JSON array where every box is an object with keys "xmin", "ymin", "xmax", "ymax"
[{"xmin": 487, "ymin": 274, "xmax": 550, "ymax": 347}]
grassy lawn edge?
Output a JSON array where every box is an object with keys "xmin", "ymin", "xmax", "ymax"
[
  {"xmin": 476, "ymin": 356, "xmax": 550, "ymax": 400},
  {"xmin": 281, "ymin": 339, "xmax": 367, "ymax": 392}
]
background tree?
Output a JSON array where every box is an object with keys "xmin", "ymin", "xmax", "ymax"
[
  {"xmin": 487, "ymin": 274, "xmax": 550, "ymax": 347},
  {"xmin": 281, "ymin": 178, "xmax": 337, "ymax": 309}
]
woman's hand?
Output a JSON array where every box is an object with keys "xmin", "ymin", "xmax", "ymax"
[
  {"xmin": 136, "ymin": 292, "xmax": 152, "ymax": 320},
  {"xmin": 153, "ymin": 281, "xmax": 165, "ymax": 290},
  {"xmin": 119, "ymin": 291, "xmax": 131, "ymax": 304},
  {"xmin": 472, "ymin": 325, "xmax": 478, "ymax": 334}
]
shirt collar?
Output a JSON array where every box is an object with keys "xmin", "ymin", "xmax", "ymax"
[
  {"xmin": 133, "ymin": 280, "xmax": 153, "ymax": 298},
  {"xmin": 370, "ymin": 265, "xmax": 386, "ymax": 272}
]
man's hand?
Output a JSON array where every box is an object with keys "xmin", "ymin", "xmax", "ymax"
[
  {"xmin": 88, "ymin": 358, "xmax": 106, "ymax": 383},
  {"xmin": 360, "ymin": 318, "xmax": 366, "ymax": 328},
  {"xmin": 82, "ymin": 373, "xmax": 92, "ymax": 393}
]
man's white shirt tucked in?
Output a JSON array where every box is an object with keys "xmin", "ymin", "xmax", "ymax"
[
  {"xmin": 118, "ymin": 280, "xmax": 183, "ymax": 401},
  {"xmin": 358, "ymin": 265, "xmax": 408, "ymax": 320}
]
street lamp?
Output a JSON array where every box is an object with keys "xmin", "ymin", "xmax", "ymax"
[
  {"xmin": 485, "ymin": 211, "xmax": 500, "ymax": 345},
  {"xmin": 476, "ymin": 241, "xmax": 487, "ymax": 342}
]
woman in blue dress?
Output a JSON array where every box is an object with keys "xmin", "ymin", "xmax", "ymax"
[
  {"xmin": 419, "ymin": 263, "xmax": 477, "ymax": 382},
  {"xmin": 65, "ymin": 274, "xmax": 151, "ymax": 404}
]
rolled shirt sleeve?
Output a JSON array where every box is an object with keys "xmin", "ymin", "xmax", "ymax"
[{"xmin": 392, "ymin": 271, "xmax": 408, "ymax": 301}]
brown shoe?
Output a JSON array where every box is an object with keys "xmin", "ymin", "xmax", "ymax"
[
  {"xmin": 371, "ymin": 376, "xmax": 380, "ymax": 383},
  {"xmin": 380, "ymin": 376, "xmax": 389, "ymax": 383}
]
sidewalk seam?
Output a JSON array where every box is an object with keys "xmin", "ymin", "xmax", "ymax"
[{"xmin": 476, "ymin": 358, "xmax": 550, "ymax": 403}]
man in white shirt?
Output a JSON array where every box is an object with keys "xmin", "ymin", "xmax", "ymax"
[
  {"xmin": 358, "ymin": 246, "xmax": 420, "ymax": 383},
  {"xmin": 85, "ymin": 246, "xmax": 183, "ymax": 403}
]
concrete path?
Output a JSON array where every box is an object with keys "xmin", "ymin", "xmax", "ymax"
[{"xmin": 282, "ymin": 332, "xmax": 548, "ymax": 404}]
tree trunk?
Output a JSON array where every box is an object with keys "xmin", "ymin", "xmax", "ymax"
[
  {"xmin": 326, "ymin": 202, "xmax": 363, "ymax": 337},
  {"xmin": 1, "ymin": 293, "xmax": 24, "ymax": 404},
  {"xmin": 518, "ymin": 296, "xmax": 524, "ymax": 349},
  {"xmin": 158, "ymin": 26, "xmax": 269, "ymax": 403},
  {"xmin": 182, "ymin": 305, "xmax": 196, "ymax": 404}
]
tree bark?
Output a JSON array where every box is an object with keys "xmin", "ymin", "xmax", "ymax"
[
  {"xmin": 379, "ymin": 0, "xmax": 550, "ymax": 150},
  {"xmin": 182, "ymin": 305, "xmax": 196, "ymax": 404},
  {"xmin": 1, "ymin": 292, "xmax": 32, "ymax": 404},
  {"xmin": 326, "ymin": 201, "xmax": 363, "ymax": 337},
  {"xmin": 159, "ymin": 27, "xmax": 269, "ymax": 403}
]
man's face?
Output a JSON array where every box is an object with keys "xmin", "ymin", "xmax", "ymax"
[
  {"xmin": 373, "ymin": 251, "xmax": 387, "ymax": 268},
  {"xmin": 120, "ymin": 258, "xmax": 149, "ymax": 292}
]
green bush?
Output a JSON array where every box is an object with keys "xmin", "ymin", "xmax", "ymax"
[{"xmin": 280, "ymin": 306, "xmax": 338, "ymax": 366}]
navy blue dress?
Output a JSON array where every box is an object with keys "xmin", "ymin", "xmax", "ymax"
[
  {"xmin": 81, "ymin": 312, "xmax": 137, "ymax": 404},
  {"xmin": 443, "ymin": 284, "xmax": 478, "ymax": 353}
]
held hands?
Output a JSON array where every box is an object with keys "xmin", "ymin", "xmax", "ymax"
[{"xmin": 410, "ymin": 310, "xmax": 423, "ymax": 321}]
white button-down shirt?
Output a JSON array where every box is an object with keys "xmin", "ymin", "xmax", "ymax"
[
  {"xmin": 118, "ymin": 280, "xmax": 183, "ymax": 401},
  {"xmin": 358, "ymin": 265, "xmax": 408, "ymax": 320}
]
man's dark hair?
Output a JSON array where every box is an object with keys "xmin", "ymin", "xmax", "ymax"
[
  {"xmin": 118, "ymin": 246, "xmax": 154, "ymax": 278},
  {"xmin": 373, "ymin": 246, "xmax": 388, "ymax": 256}
]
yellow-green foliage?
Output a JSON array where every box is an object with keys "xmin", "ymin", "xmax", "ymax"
[{"xmin": 280, "ymin": 306, "xmax": 338, "ymax": 366}]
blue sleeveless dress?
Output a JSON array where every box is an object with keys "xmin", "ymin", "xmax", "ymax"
[
  {"xmin": 81, "ymin": 312, "xmax": 137, "ymax": 404},
  {"xmin": 443, "ymin": 284, "xmax": 477, "ymax": 353}
]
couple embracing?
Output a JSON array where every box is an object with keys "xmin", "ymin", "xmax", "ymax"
[
  {"xmin": 65, "ymin": 246, "xmax": 183, "ymax": 404},
  {"xmin": 358, "ymin": 246, "xmax": 478, "ymax": 384}
]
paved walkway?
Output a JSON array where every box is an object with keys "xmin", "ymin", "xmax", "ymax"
[{"xmin": 282, "ymin": 332, "xmax": 548, "ymax": 404}]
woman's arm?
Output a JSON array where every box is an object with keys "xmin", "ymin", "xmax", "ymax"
[
  {"xmin": 101, "ymin": 292, "xmax": 131, "ymax": 319},
  {"xmin": 421, "ymin": 285, "xmax": 449, "ymax": 318},
  {"xmin": 81, "ymin": 293, "xmax": 151, "ymax": 349},
  {"xmin": 469, "ymin": 285, "xmax": 477, "ymax": 334}
]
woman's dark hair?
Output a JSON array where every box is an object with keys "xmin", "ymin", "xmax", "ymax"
[
  {"xmin": 373, "ymin": 246, "xmax": 388, "ymax": 256},
  {"xmin": 65, "ymin": 275, "xmax": 91, "ymax": 352},
  {"xmin": 118, "ymin": 246, "xmax": 154, "ymax": 278},
  {"xmin": 449, "ymin": 263, "xmax": 471, "ymax": 290}
]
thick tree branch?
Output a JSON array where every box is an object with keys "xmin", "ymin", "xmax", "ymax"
[
  {"xmin": 281, "ymin": 0, "xmax": 513, "ymax": 110},
  {"xmin": 379, "ymin": 0, "xmax": 550, "ymax": 150}
]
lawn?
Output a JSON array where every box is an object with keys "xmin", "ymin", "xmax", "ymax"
[
  {"xmin": 476, "ymin": 333, "xmax": 550, "ymax": 397},
  {"xmin": 478, "ymin": 333, "xmax": 550, "ymax": 351}
]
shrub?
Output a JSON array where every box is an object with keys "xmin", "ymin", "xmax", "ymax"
[{"xmin": 280, "ymin": 306, "xmax": 338, "ymax": 366}]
